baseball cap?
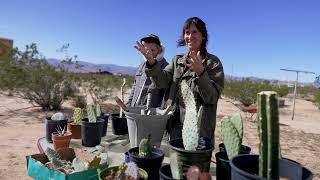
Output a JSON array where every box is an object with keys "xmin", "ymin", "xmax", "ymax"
[{"xmin": 140, "ymin": 34, "xmax": 161, "ymax": 46}]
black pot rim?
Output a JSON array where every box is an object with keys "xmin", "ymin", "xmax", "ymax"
[
  {"xmin": 168, "ymin": 138, "xmax": 214, "ymax": 154},
  {"xmin": 215, "ymin": 151, "xmax": 230, "ymax": 162},
  {"xmin": 81, "ymin": 118, "xmax": 104, "ymax": 124},
  {"xmin": 128, "ymin": 147, "xmax": 164, "ymax": 159},
  {"xmin": 230, "ymin": 154, "xmax": 262, "ymax": 179}
]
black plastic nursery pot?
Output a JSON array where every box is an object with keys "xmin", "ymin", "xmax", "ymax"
[
  {"xmin": 128, "ymin": 147, "xmax": 164, "ymax": 180},
  {"xmin": 45, "ymin": 117, "xmax": 68, "ymax": 143},
  {"xmin": 99, "ymin": 113, "xmax": 109, "ymax": 137},
  {"xmin": 168, "ymin": 138, "xmax": 214, "ymax": 179},
  {"xmin": 110, "ymin": 113, "xmax": 128, "ymax": 135},
  {"xmin": 216, "ymin": 143, "xmax": 252, "ymax": 180},
  {"xmin": 230, "ymin": 154, "xmax": 313, "ymax": 180},
  {"xmin": 219, "ymin": 143, "xmax": 251, "ymax": 154},
  {"xmin": 81, "ymin": 118, "xmax": 104, "ymax": 147}
]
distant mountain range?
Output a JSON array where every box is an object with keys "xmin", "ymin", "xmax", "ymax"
[{"xmin": 47, "ymin": 58, "xmax": 137, "ymax": 76}]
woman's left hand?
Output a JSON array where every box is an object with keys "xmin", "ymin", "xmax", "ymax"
[{"xmin": 187, "ymin": 51, "xmax": 205, "ymax": 76}]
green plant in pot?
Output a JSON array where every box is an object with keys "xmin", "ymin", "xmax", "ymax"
[
  {"xmin": 81, "ymin": 104, "xmax": 104, "ymax": 147},
  {"xmin": 215, "ymin": 113, "xmax": 251, "ymax": 180},
  {"xmin": 46, "ymin": 112, "xmax": 68, "ymax": 143},
  {"xmin": 68, "ymin": 108, "xmax": 83, "ymax": 139},
  {"xmin": 52, "ymin": 125, "xmax": 72, "ymax": 150},
  {"xmin": 128, "ymin": 134, "xmax": 164, "ymax": 180},
  {"xmin": 168, "ymin": 80, "xmax": 214, "ymax": 179},
  {"xmin": 229, "ymin": 91, "xmax": 313, "ymax": 179}
]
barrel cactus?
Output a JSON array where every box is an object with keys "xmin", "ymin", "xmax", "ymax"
[
  {"xmin": 72, "ymin": 108, "xmax": 83, "ymax": 125},
  {"xmin": 86, "ymin": 104, "xmax": 97, "ymax": 123},
  {"xmin": 139, "ymin": 134, "xmax": 152, "ymax": 158},
  {"xmin": 221, "ymin": 112, "xmax": 243, "ymax": 159},
  {"xmin": 180, "ymin": 80, "xmax": 199, "ymax": 151},
  {"xmin": 257, "ymin": 91, "xmax": 279, "ymax": 179},
  {"xmin": 51, "ymin": 112, "xmax": 66, "ymax": 121}
]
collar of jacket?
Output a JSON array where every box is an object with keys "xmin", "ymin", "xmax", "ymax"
[{"xmin": 177, "ymin": 51, "xmax": 208, "ymax": 65}]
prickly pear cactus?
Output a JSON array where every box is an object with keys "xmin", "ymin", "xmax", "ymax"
[
  {"xmin": 257, "ymin": 91, "xmax": 279, "ymax": 179},
  {"xmin": 180, "ymin": 80, "xmax": 199, "ymax": 151},
  {"xmin": 230, "ymin": 112, "xmax": 243, "ymax": 143},
  {"xmin": 96, "ymin": 104, "xmax": 102, "ymax": 117},
  {"xmin": 87, "ymin": 104, "xmax": 97, "ymax": 123},
  {"xmin": 139, "ymin": 134, "xmax": 152, "ymax": 158},
  {"xmin": 51, "ymin": 112, "xmax": 66, "ymax": 121},
  {"xmin": 221, "ymin": 117, "xmax": 241, "ymax": 159},
  {"xmin": 72, "ymin": 108, "xmax": 83, "ymax": 125}
]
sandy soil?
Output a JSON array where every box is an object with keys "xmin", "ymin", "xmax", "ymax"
[{"xmin": 0, "ymin": 93, "xmax": 319, "ymax": 179}]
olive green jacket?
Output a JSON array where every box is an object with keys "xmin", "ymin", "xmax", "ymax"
[{"xmin": 145, "ymin": 52, "xmax": 224, "ymax": 142}]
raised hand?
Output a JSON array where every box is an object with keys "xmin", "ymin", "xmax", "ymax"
[
  {"xmin": 187, "ymin": 51, "xmax": 205, "ymax": 76},
  {"xmin": 134, "ymin": 41, "xmax": 156, "ymax": 65}
]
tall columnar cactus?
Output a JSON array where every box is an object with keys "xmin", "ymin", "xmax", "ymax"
[
  {"xmin": 120, "ymin": 78, "xmax": 126, "ymax": 118},
  {"xmin": 72, "ymin": 108, "xmax": 83, "ymax": 125},
  {"xmin": 139, "ymin": 134, "xmax": 152, "ymax": 158},
  {"xmin": 180, "ymin": 80, "xmax": 199, "ymax": 151},
  {"xmin": 96, "ymin": 104, "xmax": 102, "ymax": 117},
  {"xmin": 257, "ymin": 91, "xmax": 279, "ymax": 179},
  {"xmin": 51, "ymin": 112, "xmax": 66, "ymax": 121},
  {"xmin": 87, "ymin": 104, "xmax": 97, "ymax": 123},
  {"xmin": 221, "ymin": 112, "xmax": 243, "ymax": 159}
]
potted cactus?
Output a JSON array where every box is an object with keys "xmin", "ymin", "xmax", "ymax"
[
  {"xmin": 128, "ymin": 134, "xmax": 164, "ymax": 180},
  {"xmin": 215, "ymin": 112, "xmax": 251, "ymax": 180},
  {"xmin": 46, "ymin": 112, "xmax": 68, "ymax": 143},
  {"xmin": 111, "ymin": 78, "xmax": 128, "ymax": 135},
  {"xmin": 52, "ymin": 125, "xmax": 72, "ymax": 150},
  {"xmin": 68, "ymin": 108, "xmax": 83, "ymax": 139},
  {"xmin": 81, "ymin": 104, "xmax": 104, "ymax": 147},
  {"xmin": 230, "ymin": 91, "xmax": 313, "ymax": 179},
  {"xmin": 96, "ymin": 103, "xmax": 109, "ymax": 137},
  {"xmin": 98, "ymin": 162, "xmax": 148, "ymax": 180},
  {"xmin": 168, "ymin": 80, "xmax": 214, "ymax": 179}
]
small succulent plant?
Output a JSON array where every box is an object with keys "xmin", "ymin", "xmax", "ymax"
[
  {"xmin": 55, "ymin": 125, "xmax": 68, "ymax": 136},
  {"xmin": 125, "ymin": 162, "xmax": 138, "ymax": 179},
  {"xmin": 139, "ymin": 134, "xmax": 152, "ymax": 158},
  {"xmin": 51, "ymin": 112, "xmax": 66, "ymax": 121}
]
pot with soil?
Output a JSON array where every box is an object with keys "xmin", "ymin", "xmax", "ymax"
[
  {"xmin": 230, "ymin": 91, "xmax": 313, "ymax": 179},
  {"xmin": 46, "ymin": 112, "xmax": 68, "ymax": 143},
  {"xmin": 99, "ymin": 112, "xmax": 109, "ymax": 137},
  {"xmin": 67, "ymin": 108, "xmax": 83, "ymax": 139},
  {"xmin": 81, "ymin": 104, "xmax": 104, "ymax": 147},
  {"xmin": 215, "ymin": 113, "xmax": 251, "ymax": 180},
  {"xmin": 98, "ymin": 162, "xmax": 148, "ymax": 180},
  {"xmin": 124, "ymin": 106, "xmax": 171, "ymax": 148},
  {"xmin": 52, "ymin": 125, "xmax": 72, "ymax": 150},
  {"xmin": 128, "ymin": 135, "xmax": 164, "ymax": 180}
]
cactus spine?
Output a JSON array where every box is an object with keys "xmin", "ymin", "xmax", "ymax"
[
  {"xmin": 180, "ymin": 80, "xmax": 199, "ymax": 151},
  {"xmin": 139, "ymin": 134, "xmax": 152, "ymax": 158},
  {"xmin": 257, "ymin": 91, "xmax": 279, "ymax": 179},
  {"xmin": 221, "ymin": 112, "xmax": 243, "ymax": 159},
  {"xmin": 51, "ymin": 112, "xmax": 66, "ymax": 121},
  {"xmin": 87, "ymin": 104, "xmax": 97, "ymax": 123},
  {"xmin": 72, "ymin": 108, "xmax": 83, "ymax": 125}
]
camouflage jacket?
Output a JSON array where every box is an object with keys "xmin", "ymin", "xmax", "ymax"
[{"xmin": 145, "ymin": 52, "xmax": 224, "ymax": 142}]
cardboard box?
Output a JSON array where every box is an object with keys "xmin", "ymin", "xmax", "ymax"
[{"xmin": 26, "ymin": 148, "xmax": 108, "ymax": 180}]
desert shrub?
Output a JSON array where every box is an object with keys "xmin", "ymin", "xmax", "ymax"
[{"xmin": 224, "ymin": 79, "xmax": 290, "ymax": 106}]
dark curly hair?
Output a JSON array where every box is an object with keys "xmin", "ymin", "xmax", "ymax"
[{"xmin": 177, "ymin": 17, "xmax": 208, "ymax": 55}]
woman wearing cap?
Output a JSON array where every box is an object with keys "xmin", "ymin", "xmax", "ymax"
[
  {"xmin": 134, "ymin": 17, "xmax": 224, "ymax": 144},
  {"xmin": 128, "ymin": 34, "xmax": 168, "ymax": 108}
]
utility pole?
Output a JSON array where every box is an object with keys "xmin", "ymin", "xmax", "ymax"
[{"xmin": 280, "ymin": 69, "xmax": 315, "ymax": 120}]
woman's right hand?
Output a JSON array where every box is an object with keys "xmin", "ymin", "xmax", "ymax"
[{"xmin": 134, "ymin": 41, "xmax": 156, "ymax": 65}]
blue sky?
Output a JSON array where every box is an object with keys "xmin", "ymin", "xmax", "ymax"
[{"xmin": 1, "ymin": 0, "xmax": 319, "ymax": 82}]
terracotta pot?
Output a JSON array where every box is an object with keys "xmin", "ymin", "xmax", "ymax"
[
  {"xmin": 52, "ymin": 132, "xmax": 72, "ymax": 150},
  {"xmin": 68, "ymin": 122, "xmax": 81, "ymax": 139}
]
